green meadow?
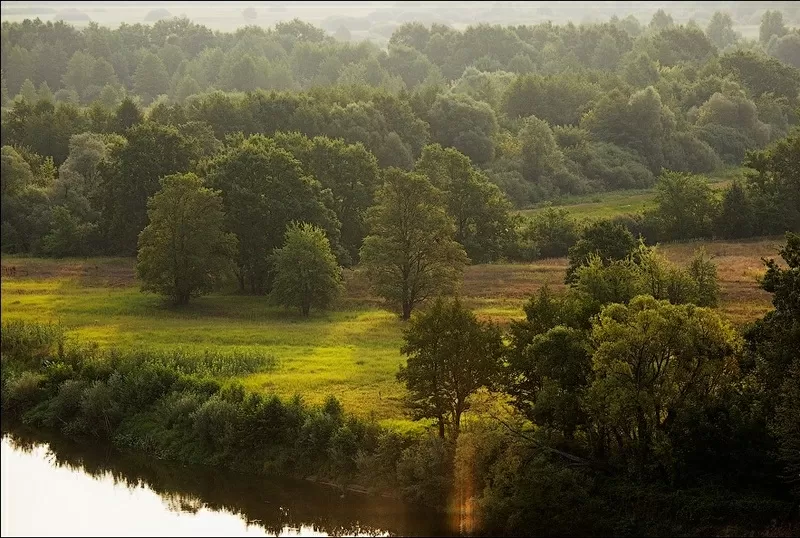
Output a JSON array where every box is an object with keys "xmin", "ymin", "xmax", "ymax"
[
  {"xmin": 516, "ymin": 169, "xmax": 738, "ymax": 220},
  {"xmin": 1, "ymin": 234, "xmax": 777, "ymax": 428}
]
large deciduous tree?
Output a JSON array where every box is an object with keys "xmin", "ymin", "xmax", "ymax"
[
  {"xmin": 398, "ymin": 298, "xmax": 504, "ymax": 438},
  {"xmin": 272, "ymin": 133, "xmax": 380, "ymax": 265},
  {"xmin": 415, "ymin": 144, "xmax": 513, "ymax": 262},
  {"xmin": 587, "ymin": 295, "xmax": 740, "ymax": 471},
  {"xmin": 98, "ymin": 121, "xmax": 195, "ymax": 254},
  {"xmin": 565, "ymin": 219, "xmax": 637, "ymax": 283},
  {"xmin": 360, "ymin": 168, "xmax": 467, "ymax": 320},
  {"xmin": 270, "ymin": 222, "xmax": 343, "ymax": 317},
  {"xmin": 204, "ymin": 135, "xmax": 341, "ymax": 294},
  {"xmin": 427, "ymin": 93, "xmax": 497, "ymax": 165},
  {"xmin": 136, "ymin": 173, "xmax": 236, "ymax": 305},
  {"xmin": 650, "ymin": 170, "xmax": 718, "ymax": 240}
]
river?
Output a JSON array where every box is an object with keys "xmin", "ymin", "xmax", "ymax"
[{"xmin": 0, "ymin": 426, "xmax": 454, "ymax": 537}]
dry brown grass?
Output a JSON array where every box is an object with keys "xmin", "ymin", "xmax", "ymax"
[{"xmin": 659, "ymin": 237, "xmax": 784, "ymax": 324}]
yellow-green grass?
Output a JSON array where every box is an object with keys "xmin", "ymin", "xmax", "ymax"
[
  {"xmin": 0, "ymin": 236, "xmax": 780, "ymax": 426},
  {"xmin": 516, "ymin": 188, "xmax": 658, "ymax": 220},
  {"xmin": 516, "ymin": 170, "xmax": 739, "ymax": 221}
]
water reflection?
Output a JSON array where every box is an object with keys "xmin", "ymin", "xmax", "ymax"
[{"xmin": 1, "ymin": 424, "xmax": 452, "ymax": 537}]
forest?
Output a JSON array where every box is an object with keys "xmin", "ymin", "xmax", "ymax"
[{"xmin": 1, "ymin": 2, "xmax": 799, "ymax": 536}]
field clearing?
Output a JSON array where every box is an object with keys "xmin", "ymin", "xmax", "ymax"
[
  {"xmin": 1, "ymin": 237, "xmax": 780, "ymax": 425},
  {"xmin": 516, "ymin": 172, "xmax": 736, "ymax": 221}
]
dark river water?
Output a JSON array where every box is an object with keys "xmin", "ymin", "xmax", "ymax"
[{"xmin": 0, "ymin": 426, "xmax": 454, "ymax": 537}]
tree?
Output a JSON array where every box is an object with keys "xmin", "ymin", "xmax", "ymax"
[
  {"xmin": 720, "ymin": 50, "xmax": 800, "ymax": 105},
  {"xmin": 40, "ymin": 205, "xmax": 99, "ymax": 257},
  {"xmin": 622, "ymin": 52, "xmax": 659, "ymax": 87},
  {"xmin": 52, "ymin": 132, "xmax": 116, "ymax": 226},
  {"xmin": 587, "ymin": 295, "xmax": 740, "ymax": 470},
  {"xmin": 19, "ymin": 79, "xmax": 38, "ymax": 103},
  {"xmin": 651, "ymin": 171, "xmax": 718, "ymax": 240},
  {"xmin": 1, "ymin": 72, "xmax": 9, "ymax": 106},
  {"xmin": 520, "ymin": 208, "xmax": 579, "ymax": 259},
  {"xmin": 770, "ymin": 33, "xmax": 800, "ymax": 69},
  {"xmin": 136, "ymin": 173, "xmax": 236, "ymax": 305},
  {"xmin": 706, "ymin": 11, "xmax": 737, "ymax": 50},
  {"xmin": 62, "ymin": 51, "xmax": 96, "ymax": 100},
  {"xmin": 397, "ymin": 298, "xmax": 504, "ymax": 438},
  {"xmin": 1, "ymin": 146, "xmax": 34, "ymax": 197},
  {"xmin": 714, "ymin": 180, "xmax": 754, "ymax": 239},
  {"xmin": 649, "ymin": 9, "xmax": 673, "ymax": 31},
  {"xmin": 230, "ymin": 54, "xmax": 258, "ymax": 92},
  {"xmin": 270, "ymin": 222, "xmax": 343, "ymax": 317},
  {"xmin": 519, "ymin": 115, "xmax": 566, "ymax": 186},
  {"xmin": 272, "ymin": 133, "xmax": 380, "ymax": 265},
  {"xmin": 744, "ymin": 132, "xmax": 800, "ymax": 235},
  {"xmin": 749, "ymin": 232, "xmax": 800, "ymax": 386},
  {"xmin": 99, "ymin": 122, "xmax": 195, "ymax": 254},
  {"xmin": 688, "ymin": 248, "xmax": 720, "ymax": 308},
  {"xmin": 581, "ymin": 87, "xmax": 676, "ymax": 173},
  {"xmin": 760, "ymin": 10, "xmax": 787, "ymax": 46},
  {"xmin": 133, "ymin": 52, "xmax": 169, "ymax": 103},
  {"xmin": 566, "ymin": 220, "xmax": 637, "ymax": 283},
  {"xmin": 37, "ymin": 82, "xmax": 53, "ymax": 103},
  {"xmin": 772, "ymin": 356, "xmax": 800, "ymax": 497},
  {"xmin": 334, "ymin": 26, "xmax": 351, "ymax": 42},
  {"xmin": 205, "ymin": 136, "xmax": 341, "ymax": 294},
  {"xmin": 415, "ymin": 144, "xmax": 513, "ymax": 262},
  {"xmin": 360, "ymin": 168, "xmax": 468, "ymax": 320},
  {"xmin": 427, "ymin": 93, "xmax": 497, "ymax": 165},
  {"xmin": 114, "ymin": 97, "xmax": 143, "ymax": 131},
  {"xmin": 503, "ymin": 73, "xmax": 600, "ymax": 126},
  {"xmin": 506, "ymin": 325, "xmax": 591, "ymax": 438}
]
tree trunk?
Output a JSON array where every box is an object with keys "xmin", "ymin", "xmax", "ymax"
[
  {"xmin": 301, "ymin": 303, "xmax": 310, "ymax": 317},
  {"xmin": 438, "ymin": 416, "xmax": 445, "ymax": 439},
  {"xmin": 454, "ymin": 408, "xmax": 462, "ymax": 439},
  {"xmin": 402, "ymin": 301, "xmax": 412, "ymax": 321}
]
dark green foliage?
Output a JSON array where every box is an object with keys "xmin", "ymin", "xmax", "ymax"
[
  {"xmin": 505, "ymin": 326, "xmax": 591, "ymax": 438},
  {"xmin": 270, "ymin": 222, "xmax": 343, "ymax": 317},
  {"xmin": 204, "ymin": 135, "xmax": 341, "ymax": 294},
  {"xmin": 743, "ymin": 132, "xmax": 800, "ymax": 236},
  {"xmin": 2, "ymin": 16, "xmax": 799, "ymax": 264},
  {"xmin": 398, "ymin": 298, "xmax": 504, "ymax": 438},
  {"xmin": 503, "ymin": 73, "xmax": 599, "ymax": 126},
  {"xmin": 744, "ymin": 233, "xmax": 800, "ymax": 497},
  {"xmin": 720, "ymin": 50, "xmax": 800, "ymax": 105},
  {"xmin": 415, "ymin": 144, "xmax": 514, "ymax": 263},
  {"xmin": 427, "ymin": 93, "xmax": 497, "ymax": 165},
  {"xmin": 271, "ymin": 132, "xmax": 380, "ymax": 264},
  {"xmin": 715, "ymin": 180, "xmax": 754, "ymax": 239},
  {"xmin": 136, "ymin": 173, "xmax": 237, "ymax": 305},
  {"xmin": 478, "ymin": 450, "xmax": 598, "ymax": 536},
  {"xmin": 650, "ymin": 171, "xmax": 718, "ymax": 241},
  {"xmin": 99, "ymin": 121, "xmax": 196, "ymax": 254},
  {"xmin": 518, "ymin": 208, "xmax": 580, "ymax": 260},
  {"xmin": 565, "ymin": 219, "xmax": 637, "ymax": 283}
]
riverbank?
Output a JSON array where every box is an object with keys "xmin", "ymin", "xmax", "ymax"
[{"xmin": 3, "ymin": 319, "xmax": 799, "ymax": 537}]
